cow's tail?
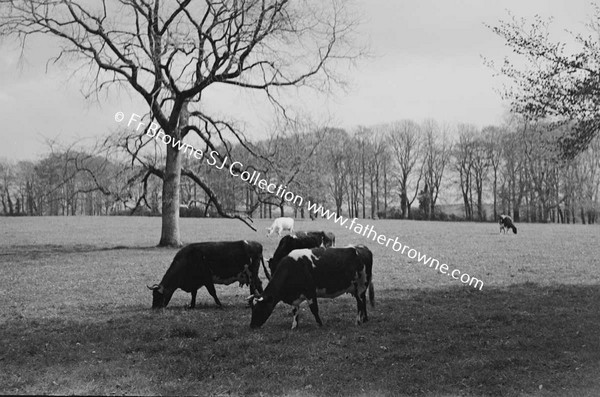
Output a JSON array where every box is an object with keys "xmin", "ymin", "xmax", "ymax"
[
  {"xmin": 512, "ymin": 225, "xmax": 517, "ymax": 234},
  {"xmin": 356, "ymin": 245, "xmax": 375, "ymax": 307},
  {"xmin": 261, "ymin": 255, "xmax": 271, "ymax": 281}
]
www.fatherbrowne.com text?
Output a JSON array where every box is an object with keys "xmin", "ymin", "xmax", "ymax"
[{"xmin": 117, "ymin": 112, "xmax": 484, "ymax": 290}]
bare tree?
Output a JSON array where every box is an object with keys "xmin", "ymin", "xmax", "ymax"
[
  {"xmin": 421, "ymin": 119, "xmax": 451, "ymax": 219},
  {"xmin": 324, "ymin": 128, "xmax": 350, "ymax": 216},
  {"xmin": 387, "ymin": 120, "xmax": 422, "ymax": 219},
  {"xmin": 453, "ymin": 125, "xmax": 477, "ymax": 220},
  {"xmin": 471, "ymin": 135, "xmax": 490, "ymax": 221},
  {"xmin": 482, "ymin": 126, "xmax": 503, "ymax": 220},
  {"xmin": 1, "ymin": 0, "xmax": 361, "ymax": 246}
]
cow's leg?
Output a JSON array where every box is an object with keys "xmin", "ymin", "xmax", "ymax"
[
  {"xmin": 308, "ymin": 298, "xmax": 323, "ymax": 327},
  {"xmin": 291, "ymin": 305, "xmax": 301, "ymax": 330},
  {"xmin": 251, "ymin": 276, "xmax": 263, "ymax": 295},
  {"xmin": 189, "ymin": 289, "xmax": 197, "ymax": 309},
  {"xmin": 359, "ymin": 290, "xmax": 368, "ymax": 323},
  {"xmin": 204, "ymin": 282, "xmax": 223, "ymax": 307},
  {"xmin": 249, "ymin": 260, "xmax": 264, "ymax": 295},
  {"xmin": 354, "ymin": 294, "xmax": 363, "ymax": 324}
]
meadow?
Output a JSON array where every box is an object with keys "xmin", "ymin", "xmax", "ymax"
[{"xmin": 0, "ymin": 216, "xmax": 599, "ymax": 396}]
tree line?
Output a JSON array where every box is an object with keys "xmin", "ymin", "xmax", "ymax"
[{"xmin": 2, "ymin": 116, "xmax": 598, "ymax": 224}]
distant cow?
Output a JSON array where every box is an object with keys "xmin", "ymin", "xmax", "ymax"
[
  {"xmin": 147, "ymin": 240, "xmax": 266, "ymax": 309},
  {"xmin": 268, "ymin": 231, "xmax": 336, "ymax": 277},
  {"xmin": 499, "ymin": 214, "xmax": 517, "ymax": 234},
  {"xmin": 249, "ymin": 245, "xmax": 374, "ymax": 329},
  {"xmin": 266, "ymin": 217, "xmax": 294, "ymax": 237}
]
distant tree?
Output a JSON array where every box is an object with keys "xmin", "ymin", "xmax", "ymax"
[
  {"xmin": 498, "ymin": 118, "xmax": 528, "ymax": 222},
  {"xmin": 471, "ymin": 136, "xmax": 491, "ymax": 221},
  {"xmin": 324, "ymin": 129, "xmax": 351, "ymax": 216},
  {"xmin": 0, "ymin": 160, "xmax": 16, "ymax": 215},
  {"xmin": 483, "ymin": 126, "xmax": 503, "ymax": 220},
  {"xmin": 453, "ymin": 125, "xmax": 477, "ymax": 221},
  {"xmin": 387, "ymin": 120, "xmax": 422, "ymax": 219},
  {"xmin": 421, "ymin": 119, "xmax": 451, "ymax": 220},
  {"xmin": 489, "ymin": 9, "xmax": 600, "ymax": 158},
  {"xmin": 354, "ymin": 127, "xmax": 371, "ymax": 219},
  {"xmin": 261, "ymin": 124, "xmax": 325, "ymax": 217}
]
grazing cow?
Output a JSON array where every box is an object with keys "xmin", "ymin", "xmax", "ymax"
[
  {"xmin": 295, "ymin": 231, "xmax": 336, "ymax": 247},
  {"xmin": 499, "ymin": 214, "xmax": 518, "ymax": 234},
  {"xmin": 268, "ymin": 231, "xmax": 336, "ymax": 277},
  {"xmin": 249, "ymin": 245, "xmax": 374, "ymax": 329},
  {"xmin": 266, "ymin": 217, "xmax": 294, "ymax": 237},
  {"xmin": 147, "ymin": 240, "xmax": 266, "ymax": 309}
]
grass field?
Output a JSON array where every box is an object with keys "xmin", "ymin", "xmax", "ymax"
[{"xmin": 1, "ymin": 216, "xmax": 599, "ymax": 396}]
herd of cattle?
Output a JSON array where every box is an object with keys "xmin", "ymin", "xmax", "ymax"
[
  {"xmin": 147, "ymin": 218, "xmax": 374, "ymax": 329},
  {"xmin": 147, "ymin": 215, "xmax": 515, "ymax": 328}
]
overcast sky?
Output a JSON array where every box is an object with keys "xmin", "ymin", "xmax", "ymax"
[{"xmin": 0, "ymin": 0, "xmax": 595, "ymax": 161}]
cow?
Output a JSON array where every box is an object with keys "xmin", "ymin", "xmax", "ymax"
[
  {"xmin": 295, "ymin": 231, "xmax": 336, "ymax": 247},
  {"xmin": 499, "ymin": 214, "xmax": 517, "ymax": 234},
  {"xmin": 268, "ymin": 231, "xmax": 336, "ymax": 277},
  {"xmin": 147, "ymin": 240, "xmax": 267, "ymax": 309},
  {"xmin": 249, "ymin": 245, "xmax": 374, "ymax": 329},
  {"xmin": 266, "ymin": 217, "xmax": 294, "ymax": 237}
]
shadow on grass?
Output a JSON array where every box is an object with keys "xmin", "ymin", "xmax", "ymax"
[{"xmin": 1, "ymin": 283, "xmax": 599, "ymax": 396}]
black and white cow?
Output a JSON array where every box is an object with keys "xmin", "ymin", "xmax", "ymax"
[
  {"xmin": 499, "ymin": 214, "xmax": 517, "ymax": 234},
  {"xmin": 250, "ymin": 245, "xmax": 374, "ymax": 329},
  {"xmin": 267, "ymin": 231, "xmax": 336, "ymax": 277},
  {"xmin": 147, "ymin": 240, "xmax": 266, "ymax": 309}
]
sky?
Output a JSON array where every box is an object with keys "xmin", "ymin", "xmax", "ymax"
[{"xmin": 0, "ymin": 0, "xmax": 596, "ymax": 161}]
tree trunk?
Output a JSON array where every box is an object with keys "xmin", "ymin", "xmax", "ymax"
[
  {"xmin": 370, "ymin": 175, "xmax": 375, "ymax": 219},
  {"xmin": 383, "ymin": 161, "xmax": 388, "ymax": 217},
  {"xmin": 361, "ymin": 142, "xmax": 366, "ymax": 219},
  {"xmin": 159, "ymin": 135, "xmax": 183, "ymax": 247},
  {"xmin": 492, "ymin": 170, "xmax": 498, "ymax": 220}
]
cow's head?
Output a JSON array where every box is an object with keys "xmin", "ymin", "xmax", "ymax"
[
  {"xmin": 248, "ymin": 293, "xmax": 277, "ymax": 328},
  {"xmin": 265, "ymin": 227, "xmax": 273, "ymax": 237},
  {"xmin": 147, "ymin": 284, "xmax": 173, "ymax": 309}
]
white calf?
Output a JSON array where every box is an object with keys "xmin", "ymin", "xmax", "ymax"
[{"xmin": 266, "ymin": 217, "xmax": 294, "ymax": 237}]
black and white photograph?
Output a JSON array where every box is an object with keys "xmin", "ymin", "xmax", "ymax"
[{"xmin": 1, "ymin": 0, "xmax": 599, "ymax": 395}]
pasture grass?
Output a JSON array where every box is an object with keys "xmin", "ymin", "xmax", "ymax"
[{"xmin": 1, "ymin": 216, "xmax": 599, "ymax": 396}]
